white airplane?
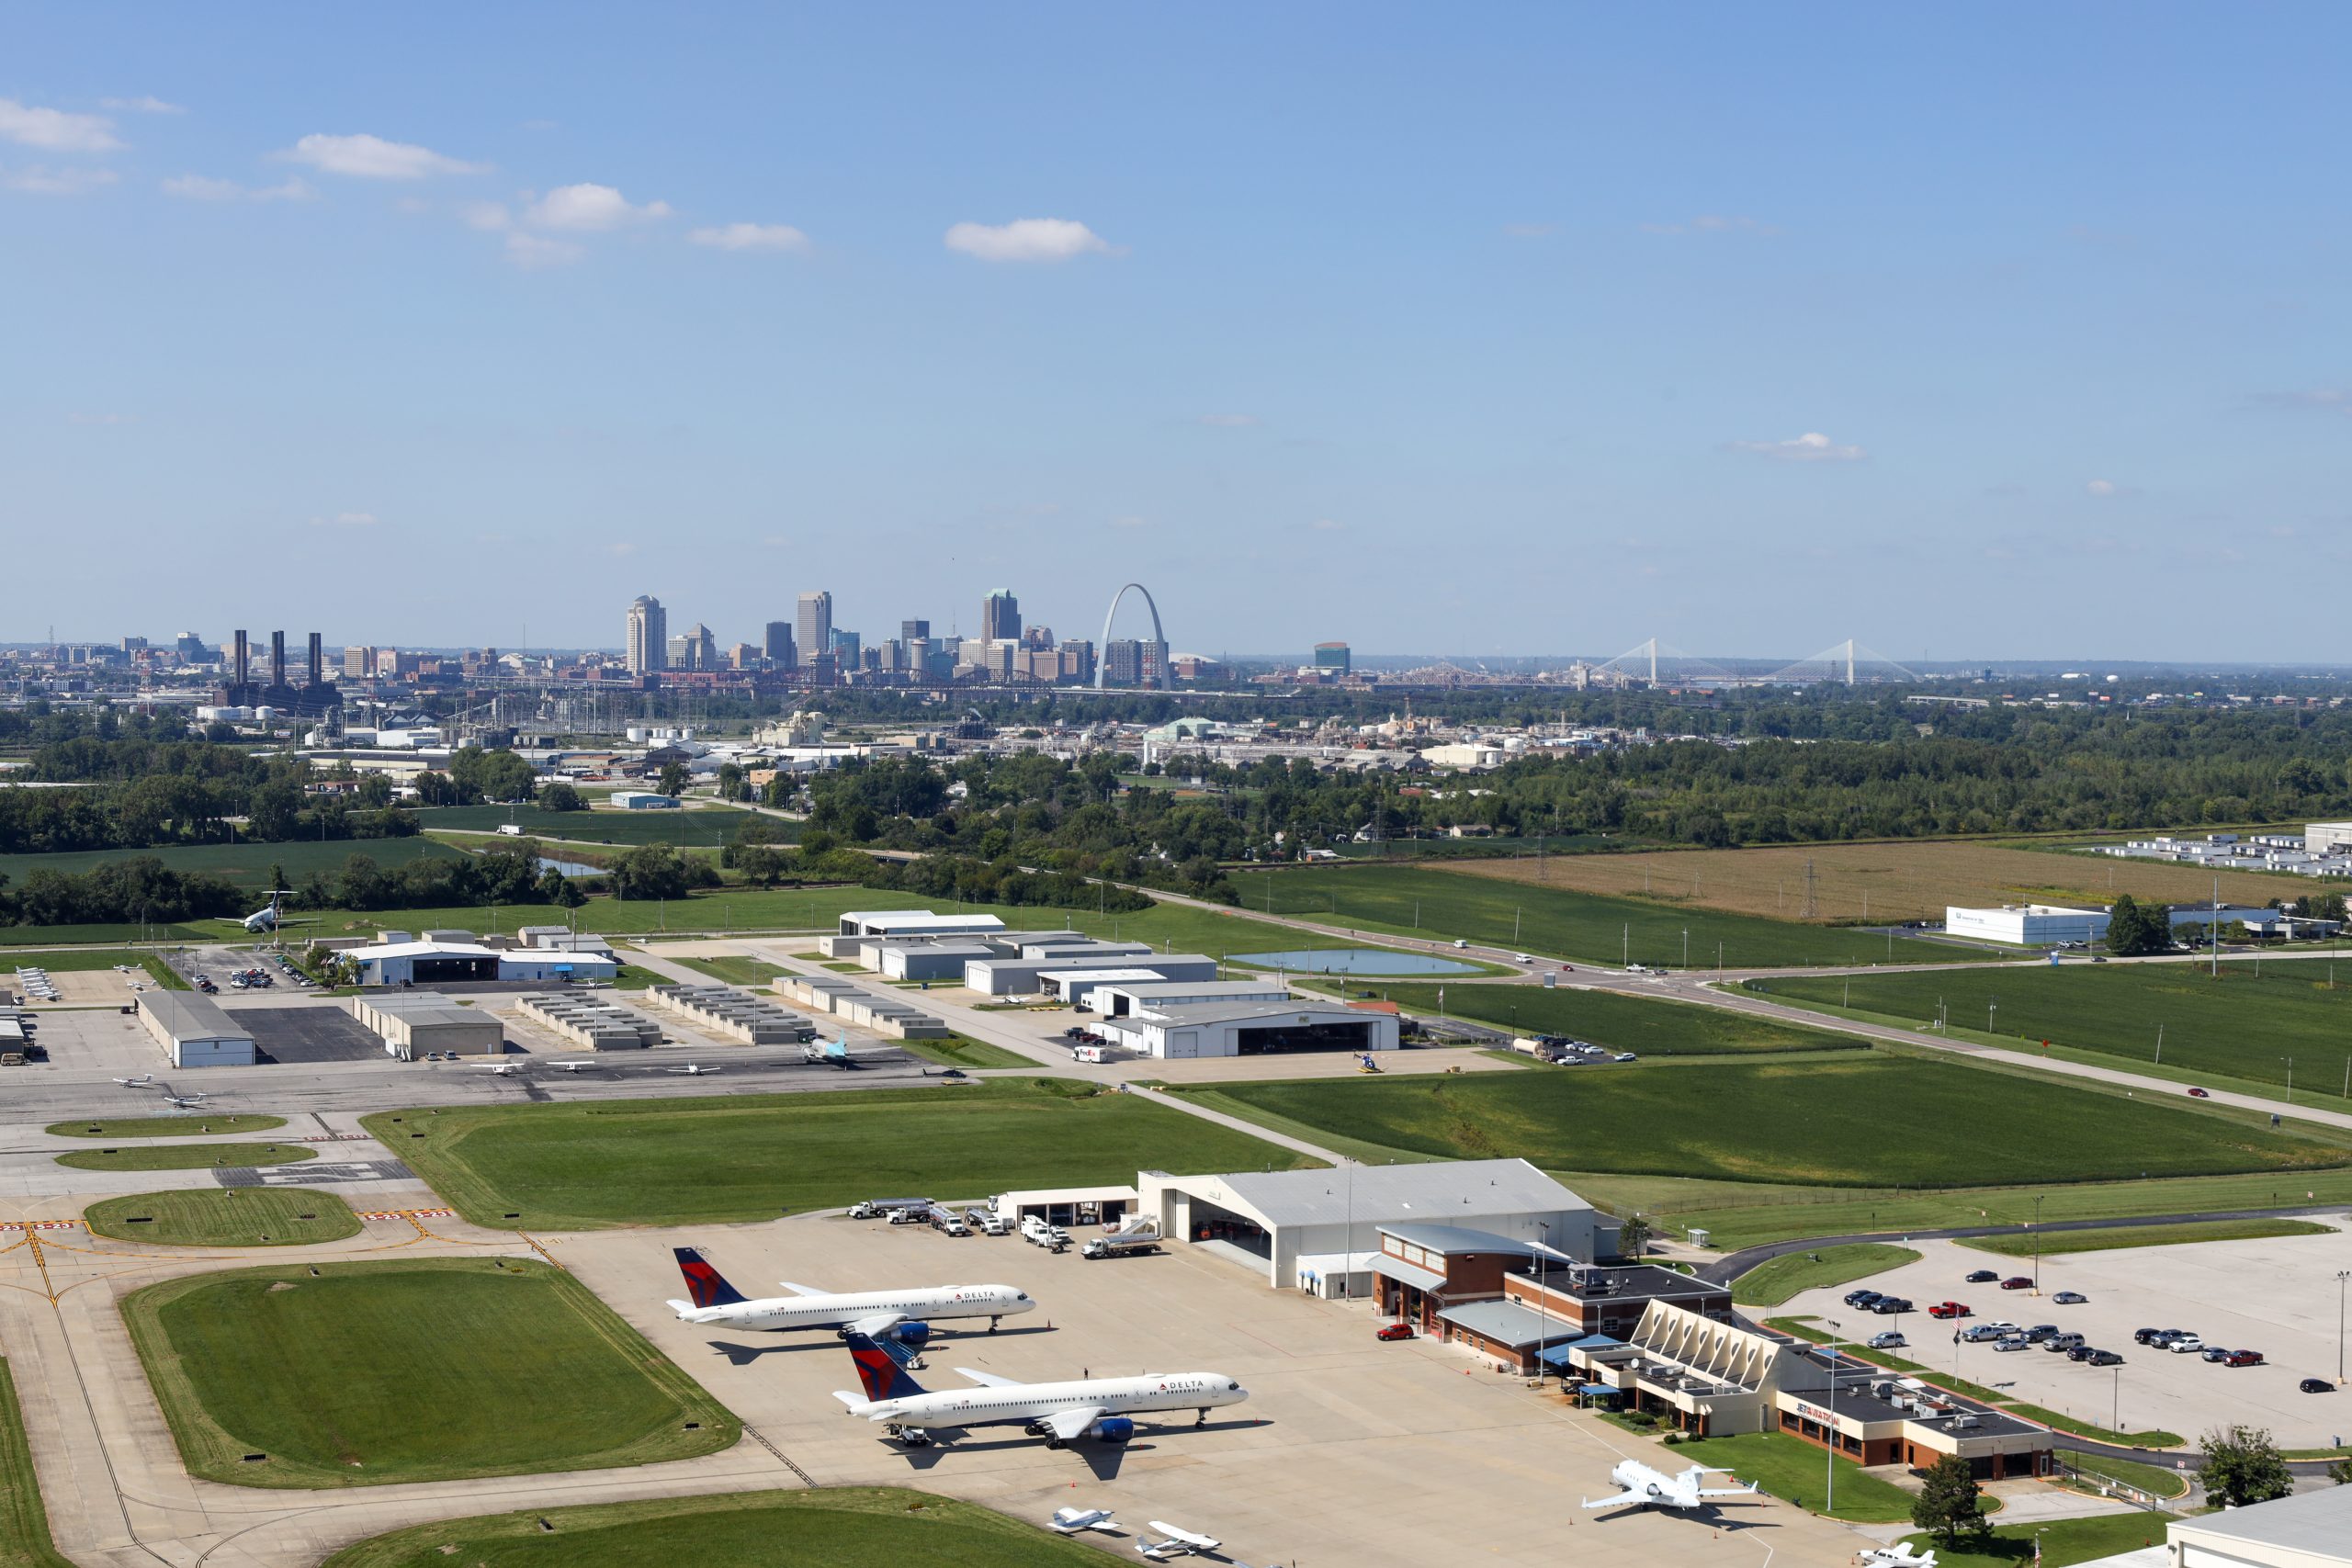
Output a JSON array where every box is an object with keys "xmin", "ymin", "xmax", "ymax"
[
  {"xmin": 113, "ymin": 1075, "xmax": 153, "ymax": 1087},
  {"xmin": 1860, "ymin": 1545, "xmax": 1939, "ymax": 1568},
  {"xmin": 666, "ymin": 1250, "xmax": 1033, "ymax": 1348},
  {"xmin": 1046, "ymin": 1506, "xmax": 1120, "ymax": 1536},
  {"xmin": 481, "ymin": 1061, "xmax": 521, "ymax": 1076},
  {"xmin": 1581, "ymin": 1459, "xmax": 1760, "ymax": 1514},
  {"xmin": 548, "ymin": 1060, "xmax": 597, "ymax": 1073},
  {"xmin": 240, "ymin": 887, "xmax": 297, "ymax": 933},
  {"xmin": 663, "ymin": 1062, "xmax": 721, "ymax": 1075},
  {"xmin": 1137, "ymin": 1522, "xmax": 1221, "ymax": 1560},
  {"xmin": 160, "ymin": 1091, "xmax": 209, "ymax": 1109},
  {"xmin": 831, "ymin": 1331, "xmax": 1248, "ymax": 1449}
]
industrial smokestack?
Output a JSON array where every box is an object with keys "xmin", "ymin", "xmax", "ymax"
[
  {"xmin": 269, "ymin": 630, "xmax": 287, "ymax": 688},
  {"xmin": 232, "ymin": 630, "xmax": 250, "ymax": 687},
  {"xmin": 306, "ymin": 632, "xmax": 322, "ymax": 686}
]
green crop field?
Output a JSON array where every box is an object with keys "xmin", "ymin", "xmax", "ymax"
[
  {"xmin": 0, "ymin": 1358, "xmax": 71, "ymax": 1568},
  {"xmin": 1733, "ymin": 1243, "xmax": 1920, "ymax": 1306},
  {"xmin": 1182, "ymin": 1055, "xmax": 2352, "ymax": 1190},
  {"xmin": 56, "ymin": 1142, "xmax": 315, "ymax": 1172},
  {"xmin": 365, "ymin": 1078, "xmax": 1314, "ymax": 1229},
  {"xmin": 1227, "ymin": 863, "xmax": 1993, "ymax": 969},
  {"xmin": 82, "ymin": 1189, "xmax": 360, "ymax": 1246},
  {"xmin": 416, "ymin": 804, "xmax": 767, "ymax": 848},
  {"xmin": 1757, "ymin": 960, "xmax": 2352, "ymax": 1099},
  {"xmin": 0, "ymin": 838, "xmax": 462, "ymax": 891},
  {"xmin": 122, "ymin": 1258, "xmax": 737, "ymax": 1488},
  {"xmin": 49, "ymin": 1113, "xmax": 285, "ymax": 1138},
  {"xmin": 1340, "ymin": 980, "xmax": 1869, "ymax": 1055},
  {"xmin": 320, "ymin": 1487, "xmax": 1106, "ymax": 1568},
  {"xmin": 1958, "ymin": 1217, "xmax": 2335, "ymax": 1257}
]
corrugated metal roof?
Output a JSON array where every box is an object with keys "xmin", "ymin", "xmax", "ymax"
[
  {"xmin": 1437, "ymin": 1299, "xmax": 1585, "ymax": 1349},
  {"xmin": 1381, "ymin": 1223, "xmax": 1538, "ymax": 1257},
  {"xmin": 2168, "ymin": 1480, "xmax": 2352, "ymax": 1552},
  {"xmin": 1216, "ymin": 1158, "xmax": 1586, "ymax": 1228},
  {"xmin": 138, "ymin": 991, "xmax": 254, "ymax": 1043}
]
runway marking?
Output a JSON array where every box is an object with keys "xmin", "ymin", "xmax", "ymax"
[
  {"xmin": 0, "ymin": 1220, "xmax": 82, "ymax": 1231},
  {"xmin": 740, "ymin": 1424, "xmax": 815, "ymax": 1486},
  {"xmin": 520, "ymin": 1232, "xmax": 564, "ymax": 1269},
  {"xmin": 22, "ymin": 1229, "xmax": 57, "ymax": 1303},
  {"xmin": 356, "ymin": 1208, "xmax": 455, "ymax": 1220}
]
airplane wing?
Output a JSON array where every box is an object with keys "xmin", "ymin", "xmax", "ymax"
[
  {"xmin": 1698, "ymin": 1481, "xmax": 1760, "ymax": 1499},
  {"xmin": 1044, "ymin": 1405, "xmax": 1106, "ymax": 1441},
  {"xmin": 1149, "ymin": 1524, "xmax": 1220, "ymax": 1550},
  {"xmin": 953, "ymin": 1367, "xmax": 1025, "ymax": 1389},
  {"xmin": 845, "ymin": 1311, "xmax": 907, "ymax": 1337},
  {"xmin": 777, "ymin": 1280, "xmax": 822, "ymax": 1296},
  {"xmin": 1577, "ymin": 1489, "xmax": 1646, "ymax": 1512}
]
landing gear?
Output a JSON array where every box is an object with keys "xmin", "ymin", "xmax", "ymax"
[
  {"xmin": 988, "ymin": 1315, "xmax": 1000, "ymax": 1332},
  {"xmin": 1195, "ymin": 1407, "xmax": 1209, "ymax": 1427}
]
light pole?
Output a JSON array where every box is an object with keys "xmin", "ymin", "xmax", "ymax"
[
  {"xmin": 2111, "ymin": 1361, "xmax": 2120, "ymax": 1436},
  {"xmin": 2285, "ymin": 1056, "xmax": 2294, "ymax": 1102},
  {"xmin": 1623, "ymin": 925, "xmax": 1629, "ymax": 968},
  {"xmin": 1824, "ymin": 1320, "xmax": 1842, "ymax": 1515},
  {"xmin": 2336, "ymin": 1269, "xmax": 2348, "ymax": 1385},
  {"xmin": 1534, "ymin": 1220, "xmax": 1552, "ymax": 1384}
]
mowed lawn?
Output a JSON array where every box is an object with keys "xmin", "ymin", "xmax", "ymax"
[
  {"xmin": 0, "ymin": 837, "xmax": 462, "ymax": 890},
  {"xmin": 122, "ymin": 1258, "xmax": 737, "ymax": 1487},
  {"xmin": 1184, "ymin": 1055, "xmax": 2352, "ymax": 1189},
  {"xmin": 1957, "ymin": 1217, "xmax": 2335, "ymax": 1258},
  {"xmin": 415, "ymin": 804, "xmax": 768, "ymax": 847},
  {"xmin": 365, "ymin": 1079, "xmax": 1316, "ymax": 1229},
  {"xmin": 49, "ymin": 1114, "xmax": 285, "ymax": 1139},
  {"xmin": 0, "ymin": 1357, "xmax": 71, "ymax": 1568},
  {"xmin": 1733, "ymin": 1243, "xmax": 1920, "ymax": 1306},
  {"xmin": 1353, "ymin": 981, "xmax": 1869, "ymax": 1055},
  {"xmin": 82, "ymin": 1188, "xmax": 360, "ymax": 1246},
  {"xmin": 320, "ymin": 1487, "xmax": 1106, "ymax": 1568},
  {"xmin": 1227, "ymin": 863, "xmax": 1989, "ymax": 969},
  {"xmin": 55, "ymin": 1142, "xmax": 314, "ymax": 1172},
  {"xmin": 1649, "ymin": 1431, "xmax": 1923, "ymax": 1521},
  {"xmin": 1758, "ymin": 960, "xmax": 2352, "ymax": 1097}
]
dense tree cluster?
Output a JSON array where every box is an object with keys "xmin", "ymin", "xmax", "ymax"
[
  {"xmin": 4, "ymin": 739, "xmax": 414, "ymax": 855},
  {"xmin": 0, "ymin": 857, "xmax": 245, "ymax": 927}
]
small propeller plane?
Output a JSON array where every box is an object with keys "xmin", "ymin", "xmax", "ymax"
[
  {"xmin": 159, "ymin": 1090, "xmax": 209, "ymax": 1109},
  {"xmin": 1136, "ymin": 1522, "xmax": 1222, "ymax": 1561},
  {"xmin": 1580, "ymin": 1458, "xmax": 1760, "ymax": 1515},
  {"xmin": 479, "ymin": 1061, "xmax": 521, "ymax": 1076},
  {"xmin": 664, "ymin": 1062, "xmax": 722, "ymax": 1076},
  {"xmin": 547, "ymin": 1060, "xmax": 597, "ymax": 1073},
  {"xmin": 1859, "ymin": 1544, "xmax": 1940, "ymax": 1568},
  {"xmin": 113, "ymin": 1075, "xmax": 153, "ymax": 1087},
  {"xmin": 1046, "ymin": 1506, "xmax": 1120, "ymax": 1536}
]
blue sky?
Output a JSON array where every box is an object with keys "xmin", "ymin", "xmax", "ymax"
[{"xmin": 5, "ymin": 3, "xmax": 2347, "ymax": 660}]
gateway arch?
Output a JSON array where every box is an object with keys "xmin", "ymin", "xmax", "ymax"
[{"xmin": 1095, "ymin": 582, "xmax": 1166, "ymax": 689}]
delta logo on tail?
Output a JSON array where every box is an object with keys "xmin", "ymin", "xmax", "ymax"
[
  {"xmin": 673, "ymin": 1247, "xmax": 750, "ymax": 1309},
  {"xmin": 845, "ymin": 1331, "xmax": 928, "ymax": 1401}
]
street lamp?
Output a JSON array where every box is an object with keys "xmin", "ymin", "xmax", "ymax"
[
  {"xmin": 1824, "ymin": 1319, "xmax": 1842, "ymax": 1515},
  {"xmin": 2032, "ymin": 1194, "xmax": 2046, "ymax": 1294},
  {"xmin": 2336, "ymin": 1269, "xmax": 2349, "ymax": 1385}
]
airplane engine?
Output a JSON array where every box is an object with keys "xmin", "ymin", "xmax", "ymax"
[
  {"xmin": 1087, "ymin": 1416, "xmax": 1135, "ymax": 1443},
  {"xmin": 888, "ymin": 1321, "xmax": 932, "ymax": 1352}
]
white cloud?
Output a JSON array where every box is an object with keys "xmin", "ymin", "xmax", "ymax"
[
  {"xmin": 1110, "ymin": 514, "xmax": 1148, "ymax": 529},
  {"xmin": 603, "ymin": 541, "xmax": 639, "ymax": 557},
  {"xmin": 1196, "ymin": 413, "xmax": 1259, "ymax": 428},
  {"xmin": 464, "ymin": 200, "xmax": 513, "ymax": 231},
  {"xmin": 102, "ymin": 96, "xmax": 183, "ymax": 115},
  {"xmin": 1644, "ymin": 214, "xmax": 1777, "ymax": 237},
  {"xmin": 526, "ymin": 183, "xmax": 671, "ymax": 231},
  {"xmin": 162, "ymin": 173, "xmax": 314, "ymax": 202},
  {"xmin": 309, "ymin": 511, "xmax": 379, "ymax": 528},
  {"xmin": 0, "ymin": 98, "xmax": 121, "ymax": 152},
  {"xmin": 2085, "ymin": 479, "xmax": 2126, "ymax": 497},
  {"xmin": 1501, "ymin": 221, "xmax": 1560, "ymax": 238},
  {"xmin": 1, "ymin": 164, "xmax": 119, "ymax": 195},
  {"xmin": 2250, "ymin": 389, "xmax": 2351, "ymax": 413},
  {"xmin": 504, "ymin": 231, "xmax": 584, "ymax": 269},
  {"xmin": 687, "ymin": 220, "xmax": 810, "ymax": 253},
  {"xmin": 1724, "ymin": 431, "xmax": 1866, "ymax": 462},
  {"xmin": 277, "ymin": 132, "xmax": 483, "ymax": 179},
  {"xmin": 944, "ymin": 217, "xmax": 1115, "ymax": 263},
  {"xmin": 1311, "ymin": 517, "xmax": 1345, "ymax": 532}
]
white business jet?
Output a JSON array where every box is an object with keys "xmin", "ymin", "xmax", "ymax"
[
  {"xmin": 1046, "ymin": 1506, "xmax": 1120, "ymax": 1535},
  {"xmin": 1859, "ymin": 1544, "xmax": 1940, "ymax": 1568},
  {"xmin": 666, "ymin": 1248, "xmax": 1033, "ymax": 1348},
  {"xmin": 831, "ymin": 1331, "xmax": 1248, "ymax": 1449},
  {"xmin": 1136, "ymin": 1522, "xmax": 1222, "ymax": 1560},
  {"xmin": 1581, "ymin": 1458, "xmax": 1761, "ymax": 1514}
]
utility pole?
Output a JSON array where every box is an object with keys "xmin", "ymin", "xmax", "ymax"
[
  {"xmin": 1803, "ymin": 858, "xmax": 1819, "ymax": 920},
  {"xmin": 2032, "ymin": 1193, "xmax": 2045, "ymax": 1293}
]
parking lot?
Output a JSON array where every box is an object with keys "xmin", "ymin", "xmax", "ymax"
[
  {"xmin": 1784, "ymin": 1227, "xmax": 2352, "ymax": 1447},
  {"xmin": 559, "ymin": 1211, "xmax": 1872, "ymax": 1568}
]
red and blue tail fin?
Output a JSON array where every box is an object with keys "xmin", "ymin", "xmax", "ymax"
[
  {"xmin": 673, "ymin": 1247, "xmax": 748, "ymax": 1308},
  {"xmin": 843, "ymin": 1331, "xmax": 928, "ymax": 1400}
]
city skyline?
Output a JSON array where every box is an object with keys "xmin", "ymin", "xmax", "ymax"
[{"xmin": 8, "ymin": 6, "xmax": 2352, "ymax": 659}]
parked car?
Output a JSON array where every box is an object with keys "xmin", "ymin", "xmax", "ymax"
[
  {"xmin": 1376, "ymin": 1323, "xmax": 1416, "ymax": 1342},
  {"xmin": 2088, "ymin": 1349, "xmax": 2125, "ymax": 1367},
  {"xmin": 2225, "ymin": 1349, "xmax": 2265, "ymax": 1367},
  {"xmin": 1961, "ymin": 1325, "xmax": 2005, "ymax": 1342},
  {"xmin": 2300, "ymin": 1378, "xmax": 2334, "ymax": 1393},
  {"xmin": 1866, "ymin": 1331, "xmax": 1908, "ymax": 1349},
  {"xmin": 1871, "ymin": 1297, "xmax": 1914, "ymax": 1315},
  {"xmin": 2132, "ymin": 1327, "xmax": 2166, "ymax": 1345},
  {"xmin": 2044, "ymin": 1334, "xmax": 2085, "ymax": 1353},
  {"xmin": 2168, "ymin": 1336, "xmax": 2206, "ymax": 1354},
  {"xmin": 1965, "ymin": 1269, "xmax": 1999, "ymax": 1283},
  {"xmin": 2000, "ymin": 1277, "xmax": 2032, "ymax": 1291},
  {"xmin": 1995, "ymin": 1337, "xmax": 2030, "ymax": 1352},
  {"xmin": 2052, "ymin": 1292, "xmax": 2087, "ymax": 1304},
  {"xmin": 1845, "ymin": 1290, "xmax": 1883, "ymax": 1308},
  {"xmin": 2066, "ymin": 1344, "xmax": 2098, "ymax": 1361},
  {"xmin": 2201, "ymin": 1346, "xmax": 2233, "ymax": 1363},
  {"xmin": 1928, "ymin": 1302, "xmax": 1972, "ymax": 1319},
  {"xmin": 2024, "ymin": 1325, "xmax": 2060, "ymax": 1342}
]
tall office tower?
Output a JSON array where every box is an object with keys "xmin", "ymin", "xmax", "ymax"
[
  {"xmin": 1315, "ymin": 641, "xmax": 1352, "ymax": 677},
  {"xmin": 626, "ymin": 595, "xmax": 667, "ymax": 674},
  {"xmin": 232, "ymin": 630, "xmax": 251, "ymax": 686},
  {"xmin": 830, "ymin": 628, "xmax": 860, "ymax": 669},
  {"xmin": 900, "ymin": 618, "xmax": 930, "ymax": 642},
  {"xmin": 763, "ymin": 620, "xmax": 796, "ymax": 668},
  {"xmin": 269, "ymin": 630, "xmax": 288, "ymax": 687},
  {"xmin": 306, "ymin": 632, "xmax": 324, "ymax": 686},
  {"xmin": 175, "ymin": 631, "xmax": 205, "ymax": 660},
  {"xmin": 980, "ymin": 590, "xmax": 1021, "ymax": 644},
  {"xmin": 682, "ymin": 624, "xmax": 716, "ymax": 670},
  {"xmin": 797, "ymin": 591, "xmax": 832, "ymax": 668},
  {"xmin": 1103, "ymin": 638, "xmax": 1169, "ymax": 688},
  {"xmin": 344, "ymin": 646, "xmax": 377, "ymax": 680}
]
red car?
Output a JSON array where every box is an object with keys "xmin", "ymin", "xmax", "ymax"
[
  {"xmin": 2188, "ymin": 1087, "xmax": 2211, "ymax": 1098},
  {"xmin": 2000, "ymin": 1277, "xmax": 2032, "ymax": 1291},
  {"xmin": 1376, "ymin": 1323, "xmax": 1417, "ymax": 1341},
  {"xmin": 2225, "ymin": 1349, "xmax": 2264, "ymax": 1367},
  {"xmin": 1928, "ymin": 1302, "xmax": 1973, "ymax": 1320}
]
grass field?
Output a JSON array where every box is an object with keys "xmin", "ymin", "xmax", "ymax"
[
  {"xmin": 55, "ymin": 1142, "xmax": 315, "ymax": 1171},
  {"xmin": 1652, "ymin": 1431, "xmax": 1925, "ymax": 1521},
  {"xmin": 1932, "ymin": 1512, "xmax": 2176, "ymax": 1568},
  {"xmin": 1437, "ymin": 836, "xmax": 2300, "ymax": 926},
  {"xmin": 122, "ymin": 1258, "xmax": 737, "ymax": 1488},
  {"xmin": 2063, "ymin": 1450, "xmax": 2191, "ymax": 1499},
  {"xmin": 1758, "ymin": 961, "xmax": 2352, "ymax": 1099},
  {"xmin": 1225, "ymin": 863, "xmax": 1990, "ymax": 969},
  {"xmin": 2000, "ymin": 1404, "xmax": 2183, "ymax": 1448},
  {"xmin": 47, "ymin": 1113, "xmax": 285, "ymax": 1139},
  {"xmin": 891, "ymin": 1035, "xmax": 1036, "ymax": 1069},
  {"xmin": 416, "ymin": 803, "xmax": 765, "ymax": 848},
  {"xmin": 365, "ymin": 1078, "xmax": 1313, "ymax": 1229},
  {"xmin": 0, "ymin": 1359, "xmax": 72, "ymax": 1568},
  {"xmin": 668, "ymin": 955, "xmax": 789, "ymax": 986},
  {"xmin": 1957, "ymin": 1218, "xmax": 2337, "ymax": 1257},
  {"xmin": 1182, "ymin": 1055, "xmax": 2352, "ymax": 1190},
  {"xmin": 0, "ymin": 837, "xmax": 462, "ymax": 892},
  {"xmin": 1339, "ymin": 980, "xmax": 1869, "ymax": 1055},
  {"xmin": 0, "ymin": 922, "xmax": 212, "ymax": 946},
  {"xmin": 82, "ymin": 1189, "xmax": 361, "ymax": 1246},
  {"xmin": 1732, "ymin": 1243, "xmax": 1921, "ymax": 1306},
  {"xmin": 319, "ymin": 1487, "xmax": 1106, "ymax": 1568}
]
